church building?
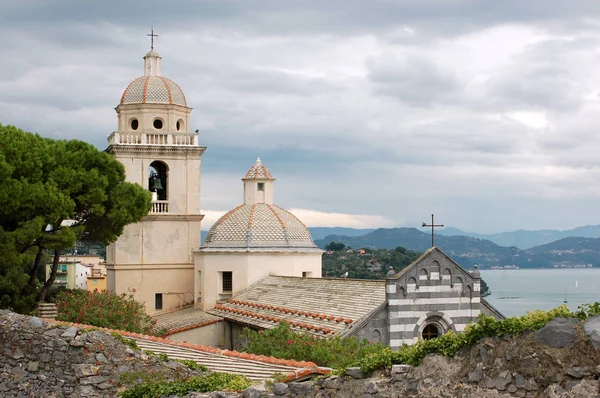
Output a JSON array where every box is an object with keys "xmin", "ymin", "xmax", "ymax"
[{"xmin": 104, "ymin": 42, "xmax": 502, "ymax": 350}]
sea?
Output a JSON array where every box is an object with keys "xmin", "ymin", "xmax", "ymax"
[{"xmin": 480, "ymin": 268, "xmax": 600, "ymax": 318}]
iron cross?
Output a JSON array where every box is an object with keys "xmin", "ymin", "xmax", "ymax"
[
  {"xmin": 422, "ymin": 214, "xmax": 443, "ymax": 248},
  {"xmin": 147, "ymin": 28, "xmax": 158, "ymax": 50}
]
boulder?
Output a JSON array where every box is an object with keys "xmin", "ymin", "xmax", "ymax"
[
  {"xmin": 345, "ymin": 367, "xmax": 365, "ymax": 379},
  {"xmin": 583, "ymin": 314, "xmax": 600, "ymax": 349},
  {"xmin": 534, "ymin": 317, "xmax": 579, "ymax": 348},
  {"xmin": 272, "ymin": 382, "xmax": 288, "ymax": 396}
]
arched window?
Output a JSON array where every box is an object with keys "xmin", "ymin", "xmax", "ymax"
[
  {"xmin": 422, "ymin": 324, "xmax": 439, "ymax": 340},
  {"xmin": 149, "ymin": 161, "xmax": 169, "ymax": 201},
  {"xmin": 419, "ymin": 268, "xmax": 428, "ymax": 280},
  {"xmin": 372, "ymin": 329, "xmax": 382, "ymax": 344},
  {"xmin": 465, "ymin": 285, "xmax": 472, "ymax": 298}
]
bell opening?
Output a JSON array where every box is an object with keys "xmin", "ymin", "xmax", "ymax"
[{"xmin": 149, "ymin": 161, "xmax": 168, "ymax": 201}]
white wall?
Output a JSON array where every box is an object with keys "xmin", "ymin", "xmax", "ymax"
[{"xmin": 195, "ymin": 250, "xmax": 322, "ymax": 310}]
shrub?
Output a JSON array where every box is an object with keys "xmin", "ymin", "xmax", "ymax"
[
  {"xmin": 355, "ymin": 303, "xmax": 597, "ymax": 374},
  {"xmin": 53, "ymin": 289, "xmax": 166, "ymax": 336},
  {"xmin": 118, "ymin": 372, "xmax": 252, "ymax": 398},
  {"xmin": 241, "ymin": 322, "xmax": 384, "ymax": 370}
]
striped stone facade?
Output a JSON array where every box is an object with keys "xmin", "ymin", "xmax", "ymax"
[{"xmin": 386, "ymin": 247, "xmax": 482, "ymax": 349}]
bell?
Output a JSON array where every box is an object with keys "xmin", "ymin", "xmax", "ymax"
[{"xmin": 150, "ymin": 175, "xmax": 164, "ymax": 191}]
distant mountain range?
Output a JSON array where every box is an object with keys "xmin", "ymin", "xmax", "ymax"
[
  {"xmin": 437, "ymin": 225, "xmax": 600, "ymax": 250},
  {"xmin": 314, "ymin": 228, "xmax": 600, "ymax": 269},
  {"xmin": 199, "ymin": 225, "xmax": 600, "ymax": 269}
]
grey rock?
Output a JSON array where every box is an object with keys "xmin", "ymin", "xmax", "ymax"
[
  {"xmin": 508, "ymin": 384, "xmax": 518, "ymax": 393},
  {"xmin": 210, "ymin": 392, "xmax": 229, "ymax": 398},
  {"xmin": 534, "ymin": 317, "xmax": 579, "ymax": 348},
  {"xmin": 584, "ymin": 314, "xmax": 600, "ymax": 349},
  {"xmin": 289, "ymin": 382, "xmax": 315, "ymax": 395},
  {"xmin": 566, "ymin": 366, "xmax": 591, "ymax": 378},
  {"xmin": 364, "ymin": 382, "xmax": 378, "ymax": 394},
  {"xmin": 28, "ymin": 317, "xmax": 45, "ymax": 328},
  {"xmin": 515, "ymin": 373, "xmax": 526, "ymax": 389},
  {"xmin": 322, "ymin": 377, "xmax": 340, "ymax": 390},
  {"xmin": 494, "ymin": 371, "xmax": 512, "ymax": 391},
  {"xmin": 95, "ymin": 353, "xmax": 109, "ymax": 363},
  {"xmin": 79, "ymin": 376, "xmax": 110, "ymax": 385},
  {"xmin": 60, "ymin": 326, "xmax": 79, "ymax": 339},
  {"xmin": 468, "ymin": 363, "xmax": 483, "ymax": 382},
  {"xmin": 272, "ymin": 382, "xmax": 288, "ymax": 395},
  {"xmin": 566, "ymin": 379, "xmax": 581, "ymax": 391},
  {"xmin": 241, "ymin": 387, "xmax": 261, "ymax": 398},
  {"xmin": 27, "ymin": 361, "xmax": 39, "ymax": 372},
  {"xmin": 10, "ymin": 346, "xmax": 24, "ymax": 359},
  {"xmin": 478, "ymin": 346, "xmax": 488, "ymax": 361},
  {"xmin": 345, "ymin": 367, "xmax": 365, "ymax": 379},
  {"xmin": 406, "ymin": 379, "xmax": 419, "ymax": 395},
  {"xmin": 72, "ymin": 364, "xmax": 100, "ymax": 378},
  {"xmin": 43, "ymin": 328, "xmax": 61, "ymax": 337},
  {"xmin": 391, "ymin": 364, "xmax": 412, "ymax": 374}
]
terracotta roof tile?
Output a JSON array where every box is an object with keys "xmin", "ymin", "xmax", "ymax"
[{"xmin": 208, "ymin": 275, "xmax": 386, "ymax": 338}]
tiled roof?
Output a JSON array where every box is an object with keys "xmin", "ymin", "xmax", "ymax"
[
  {"xmin": 49, "ymin": 319, "xmax": 330, "ymax": 382},
  {"xmin": 121, "ymin": 75, "xmax": 187, "ymax": 106},
  {"xmin": 202, "ymin": 204, "xmax": 318, "ymax": 249},
  {"xmin": 208, "ymin": 275, "xmax": 386, "ymax": 338},
  {"xmin": 243, "ymin": 158, "xmax": 274, "ymax": 180},
  {"xmin": 152, "ymin": 306, "xmax": 222, "ymax": 335}
]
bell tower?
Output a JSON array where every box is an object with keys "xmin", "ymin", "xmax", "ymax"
[{"xmin": 105, "ymin": 42, "xmax": 205, "ymax": 314}]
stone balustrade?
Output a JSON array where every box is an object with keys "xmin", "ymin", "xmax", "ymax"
[
  {"xmin": 151, "ymin": 200, "xmax": 169, "ymax": 214},
  {"xmin": 107, "ymin": 131, "xmax": 198, "ymax": 146}
]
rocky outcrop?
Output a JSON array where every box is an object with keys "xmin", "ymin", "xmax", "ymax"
[
  {"xmin": 2, "ymin": 310, "xmax": 600, "ymax": 397},
  {"xmin": 0, "ymin": 310, "xmax": 203, "ymax": 397}
]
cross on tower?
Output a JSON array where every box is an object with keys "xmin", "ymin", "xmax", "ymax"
[
  {"xmin": 422, "ymin": 214, "xmax": 444, "ymax": 248},
  {"xmin": 147, "ymin": 28, "xmax": 158, "ymax": 50}
]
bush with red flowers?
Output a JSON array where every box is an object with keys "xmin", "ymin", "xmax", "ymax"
[{"xmin": 53, "ymin": 289, "xmax": 166, "ymax": 336}]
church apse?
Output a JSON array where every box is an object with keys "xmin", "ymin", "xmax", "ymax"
[{"xmin": 386, "ymin": 246, "xmax": 482, "ymax": 349}]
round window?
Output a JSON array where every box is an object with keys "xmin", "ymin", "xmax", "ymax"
[
  {"xmin": 153, "ymin": 119, "xmax": 163, "ymax": 129},
  {"xmin": 130, "ymin": 119, "xmax": 139, "ymax": 130},
  {"xmin": 422, "ymin": 324, "xmax": 439, "ymax": 340}
]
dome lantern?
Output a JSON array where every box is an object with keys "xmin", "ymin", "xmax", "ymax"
[
  {"xmin": 243, "ymin": 158, "xmax": 275, "ymax": 205},
  {"xmin": 114, "ymin": 38, "xmax": 192, "ymax": 136}
]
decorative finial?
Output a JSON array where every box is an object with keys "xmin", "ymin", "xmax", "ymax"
[
  {"xmin": 256, "ymin": 157, "xmax": 262, "ymax": 165},
  {"xmin": 147, "ymin": 28, "xmax": 158, "ymax": 50}
]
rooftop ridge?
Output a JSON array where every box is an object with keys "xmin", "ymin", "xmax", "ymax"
[{"xmin": 267, "ymin": 273, "xmax": 386, "ymax": 283}]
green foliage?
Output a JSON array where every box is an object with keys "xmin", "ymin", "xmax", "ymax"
[
  {"xmin": 573, "ymin": 302, "xmax": 600, "ymax": 319},
  {"xmin": 241, "ymin": 322, "xmax": 384, "ymax": 370},
  {"xmin": 111, "ymin": 332, "xmax": 140, "ymax": 351},
  {"xmin": 323, "ymin": 246, "xmax": 421, "ymax": 279},
  {"xmin": 118, "ymin": 372, "xmax": 252, "ymax": 398},
  {"xmin": 174, "ymin": 359, "xmax": 208, "ymax": 371},
  {"xmin": 157, "ymin": 353, "xmax": 169, "ymax": 362},
  {"xmin": 355, "ymin": 304, "xmax": 590, "ymax": 374},
  {"xmin": 119, "ymin": 371, "xmax": 166, "ymax": 387},
  {"xmin": 53, "ymin": 289, "xmax": 165, "ymax": 336},
  {"xmin": 0, "ymin": 124, "xmax": 152, "ymax": 309},
  {"xmin": 324, "ymin": 242, "xmax": 346, "ymax": 251}
]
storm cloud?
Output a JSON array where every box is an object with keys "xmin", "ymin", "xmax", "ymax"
[{"xmin": 2, "ymin": 1, "xmax": 600, "ymax": 232}]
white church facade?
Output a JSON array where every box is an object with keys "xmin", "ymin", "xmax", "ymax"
[{"xmin": 105, "ymin": 44, "xmax": 502, "ymax": 349}]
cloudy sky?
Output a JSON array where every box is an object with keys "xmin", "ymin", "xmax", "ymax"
[{"xmin": 2, "ymin": 0, "xmax": 600, "ymax": 233}]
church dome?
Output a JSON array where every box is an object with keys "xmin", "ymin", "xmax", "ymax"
[
  {"xmin": 202, "ymin": 158, "xmax": 317, "ymax": 250},
  {"xmin": 120, "ymin": 75, "xmax": 187, "ymax": 106},
  {"xmin": 203, "ymin": 204, "xmax": 317, "ymax": 249}
]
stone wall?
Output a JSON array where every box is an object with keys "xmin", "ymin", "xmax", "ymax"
[
  {"xmin": 188, "ymin": 316, "xmax": 600, "ymax": 397},
  {"xmin": 2, "ymin": 308, "xmax": 600, "ymax": 398},
  {"xmin": 0, "ymin": 310, "xmax": 202, "ymax": 397}
]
